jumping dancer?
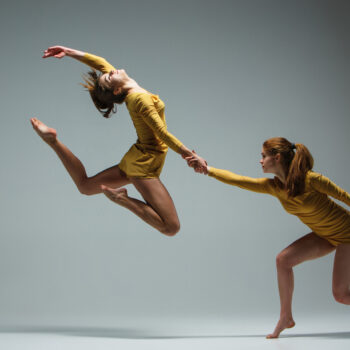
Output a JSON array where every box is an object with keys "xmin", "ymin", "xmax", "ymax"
[{"xmin": 31, "ymin": 45, "xmax": 199, "ymax": 236}]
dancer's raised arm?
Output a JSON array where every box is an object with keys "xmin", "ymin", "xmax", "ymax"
[
  {"xmin": 43, "ymin": 45, "xmax": 85, "ymax": 59},
  {"xmin": 43, "ymin": 45, "xmax": 115, "ymax": 73}
]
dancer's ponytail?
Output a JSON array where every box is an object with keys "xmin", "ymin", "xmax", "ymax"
[{"xmin": 286, "ymin": 143, "xmax": 314, "ymax": 197}]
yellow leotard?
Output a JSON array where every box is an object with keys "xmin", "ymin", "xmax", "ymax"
[
  {"xmin": 78, "ymin": 53, "xmax": 183, "ymax": 178},
  {"xmin": 208, "ymin": 167, "xmax": 350, "ymax": 246}
]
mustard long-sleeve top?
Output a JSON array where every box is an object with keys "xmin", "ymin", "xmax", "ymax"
[
  {"xmin": 208, "ymin": 167, "xmax": 350, "ymax": 246},
  {"xmin": 78, "ymin": 53, "xmax": 183, "ymax": 154}
]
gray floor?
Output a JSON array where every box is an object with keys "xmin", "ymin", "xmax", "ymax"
[{"xmin": 1, "ymin": 316, "xmax": 349, "ymax": 350}]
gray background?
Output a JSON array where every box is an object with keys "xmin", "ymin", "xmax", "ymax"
[{"xmin": 0, "ymin": 0, "xmax": 349, "ymax": 331}]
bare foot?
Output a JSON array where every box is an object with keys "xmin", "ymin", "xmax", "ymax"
[
  {"xmin": 101, "ymin": 185, "xmax": 128, "ymax": 204},
  {"xmin": 30, "ymin": 118, "xmax": 57, "ymax": 144},
  {"xmin": 266, "ymin": 317, "xmax": 295, "ymax": 339}
]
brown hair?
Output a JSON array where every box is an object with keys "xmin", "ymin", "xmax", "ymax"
[
  {"xmin": 81, "ymin": 70, "xmax": 127, "ymax": 118},
  {"xmin": 263, "ymin": 137, "xmax": 314, "ymax": 197}
]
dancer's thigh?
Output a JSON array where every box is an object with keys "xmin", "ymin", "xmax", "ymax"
[
  {"xmin": 84, "ymin": 165, "xmax": 130, "ymax": 194},
  {"xmin": 278, "ymin": 232, "xmax": 335, "ymax": 267},
  {"xmin": 131, "ymin": 177, "xmax": 179, "ymax": 225}
]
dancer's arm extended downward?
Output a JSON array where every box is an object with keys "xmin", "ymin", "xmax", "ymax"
[
  {"xmin": 43, "ymin": 45, "xmax": 115, "ymax": 73},
  {"xmin": 134, "ymin": 94, "xmax": 195, "ymax": 158}
]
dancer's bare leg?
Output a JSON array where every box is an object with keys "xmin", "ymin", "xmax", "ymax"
[
  {"xmin": 30, "ymin": 118, "xmax": 130, "ymax": 194},
  {"xmin": 332, "ymin": 243, "xmax": 350, "ymax": 305},
  {"xmin": 101, "ymin": 177, "xmax": 180, "ymax": 236},
  {"xmin": 266, "ymin": 233, "xmax": 335, "ymax": 339}
]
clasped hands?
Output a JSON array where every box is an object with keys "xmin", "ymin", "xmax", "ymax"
[{"xmin": 183, "ymin": 151, "xmax": 208, "ymax": 175}]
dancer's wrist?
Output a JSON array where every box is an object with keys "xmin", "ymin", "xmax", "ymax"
[{"xmin": 66, "ymin": 48, "xmax": 85, "ymax": 58}]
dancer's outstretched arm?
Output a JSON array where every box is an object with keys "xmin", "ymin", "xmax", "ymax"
[
  {"xmin": 43, "ymin": 45, "xmax": 84, "ymax": 59},
  {"xmin": 43, "ymin": 45, "xmax": 115, "ymax": 73},
  {"xmin": 186, "ymin": 153, "xmax": 274, "ymax": 194}
]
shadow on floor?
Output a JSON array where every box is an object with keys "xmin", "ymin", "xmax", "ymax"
[
  {"xmin": 280, "ymin": 332, "xmax": 350, "ymax": 339},
  {"xmin": 0, "ymin": 327, "xmax": 349, "ymax": 340}
]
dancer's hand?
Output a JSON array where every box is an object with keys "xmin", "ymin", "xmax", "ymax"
[
  {"xmin": 43, "ymin": 46, "xmax": 69, "ymax": 58},
  {"xmin": 185, "ymin": 151, "xmax": 208, "ymax": 175},
  {"xmin": 42, "ymin": 46, "xmax": 84, "ymax": 59}
]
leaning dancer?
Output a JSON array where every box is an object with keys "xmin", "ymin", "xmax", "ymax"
[
  {"xmin": 186, "ymin": 138, "xmax": 350, "ymax": 338},
  {"xmin": 31, "ymin": 45, "xmax": 198, "ymax": 236}
]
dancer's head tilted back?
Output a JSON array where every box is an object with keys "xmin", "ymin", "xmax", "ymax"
[
  {"xmin": 261, "ymin": 137, "xmax": 314, "ymax": 197},
  {"xmin": 82, "ymin": 70, "xmax": 128, "ymax": 118}
]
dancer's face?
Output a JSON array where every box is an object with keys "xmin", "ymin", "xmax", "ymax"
[
  {"xmin": 99, "ymin": 69, "xmax": 128, "ymax": 94},
  {"xmin": 260, "ymin": 148, "xmax": 280, "ymax": 174}
]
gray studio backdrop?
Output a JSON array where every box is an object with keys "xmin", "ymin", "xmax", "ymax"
[{"xmin": 0, "ymin": 0, "xmax": 349, "ymax": 332}]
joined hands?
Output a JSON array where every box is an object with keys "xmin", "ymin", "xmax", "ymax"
[{"xmin": 183, "ymin": 151, "xmax": 208, "ymax": 175}]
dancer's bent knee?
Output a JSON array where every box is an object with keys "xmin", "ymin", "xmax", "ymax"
[
  {"xmin": 276, "ymin": 251, "xmax": 295, "ymax": 269},
  {"xmin": 77, "ymin": 179, "xmax": 100, "ymax": 196},
  {"xmin": 161, "ymin": 221, "xmax": 181, "ymax": 237}
]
